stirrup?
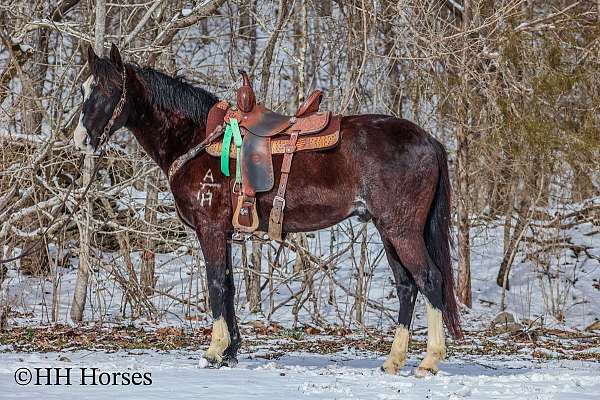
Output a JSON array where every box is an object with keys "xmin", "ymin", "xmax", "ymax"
[{"xmin": 232, "ymin": 195, "xmax": 259, "ymax": 233}]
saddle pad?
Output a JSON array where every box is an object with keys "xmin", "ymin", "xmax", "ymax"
[{"xmin": 206, "ymin": 130, "xmax": 340, "ymax": 158}]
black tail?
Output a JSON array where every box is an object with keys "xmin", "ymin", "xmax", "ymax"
[{"xmin": 424, "ymin": 139, "xmax": 463, "ymax": 339}]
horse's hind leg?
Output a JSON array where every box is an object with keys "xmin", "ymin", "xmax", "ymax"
[
  {"xmin": 387, "ymin": 234, "xmax": 446, "ymax": 376},
  {"xmin": 379, "ymin": 237, "xmax": 417, "ymax": 374}
]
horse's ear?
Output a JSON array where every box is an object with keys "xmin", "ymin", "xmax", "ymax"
[
  {"xmin": 109, "ymin": 44, "xmax": 123, "ymax": 69},
  {"xmin": 87, "ymin": 45, "xmax": 99, "ymax": 72}
]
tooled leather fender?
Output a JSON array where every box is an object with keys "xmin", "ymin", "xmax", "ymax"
[{"xmin": 241, "ymin": 131, "xmax": 274, "ymax": 193}]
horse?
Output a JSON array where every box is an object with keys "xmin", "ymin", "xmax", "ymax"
[{"xmin": 74, "ymin": 44, "xmax": 462, "ymax": 376}]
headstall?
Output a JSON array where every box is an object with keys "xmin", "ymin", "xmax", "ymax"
[{"xmin": 95, "ymin": 64, "xmax": 127, "ymax": 152}]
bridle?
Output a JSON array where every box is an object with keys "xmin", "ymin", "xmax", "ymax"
[
  {"xmin": 95, "ymin": 64, "xmax": 127, "ymax": 151},
  {"xmin": 0, "ymin": 65, "xmax": 128, "ymax": 264}
]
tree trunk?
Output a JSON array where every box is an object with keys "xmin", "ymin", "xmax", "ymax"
[
  {"xmin": 70, "ymin": 155, "xmax": 93, "ymax": 322},
  {"xmin": 141, "ymin": 169, "xmax": 159, "ymax": 295},
  {"xmin": 259, "ymin": 0, "xmax": 289, "ymax": 99},
  {"xmin": 456, "ymin": 0, "xmax": 472, "ymax": 308},
  {"xmin": 383, "ymin": 0, "xmax": 402, "ymax": 117},
  {"xmin": 71, "ymin": 0, "xmax": 105, "ymax": 322},
  {"xmin": 456, "ymin": 127, "xmax": 472, "ymax": 307},
  {"xmin": 248, "ymin": 240, "xmax": 262, "ymax": 313},
  {"xmin": 293, "ymin": 234, "xmax": 308, "ymax": 274},
  {"xmin": 239, "ymin": 0, "xmax": 257, "ymax": 69},
  {"xmin": 296, "ymin": 0, "xmax": 308, "ymax": 104},
  {"xmin": 355, "ymin": 225, "xmax": 367, "ymax": 324}
]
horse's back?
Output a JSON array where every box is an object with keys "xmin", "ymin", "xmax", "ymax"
[{"xmin": 254, "ymin": 114, "xmax": 442, "ymax": 232}]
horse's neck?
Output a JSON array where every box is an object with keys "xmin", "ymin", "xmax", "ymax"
[{"xmin": 126, "ymin": 95, "xmax": 204, "ymax": 174}]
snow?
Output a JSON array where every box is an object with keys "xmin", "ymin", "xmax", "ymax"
[
  {"xmin": 1, "ymin": 205, "xmax": 598, "ymax": 398},
  {"xmin": 2, "ymin": 219, "xmax": 599, "ymax": 329},
  {"xmin": 0, "ymin": 349, "xmax": 598, "ymax": 399}
]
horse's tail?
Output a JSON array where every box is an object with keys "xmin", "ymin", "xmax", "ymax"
[{"xmin": 425, "ymin": 139, "xmax": 463, "ymax": 339}]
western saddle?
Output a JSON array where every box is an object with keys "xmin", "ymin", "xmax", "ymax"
[{"xmin": 172, "ymin": 71, "xmax": 341, "ymax": 241}]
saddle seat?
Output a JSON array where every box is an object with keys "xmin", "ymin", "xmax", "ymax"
[
  {"xmin": 204, "ymin": 70, "xmax": 341, "ymax": 240},
  {"xmin": 238, "ymin": 89, "xmax": 324, "ymax": 138}
]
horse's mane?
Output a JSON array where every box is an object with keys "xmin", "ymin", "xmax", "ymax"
[{"xmin": 135, "ymin": 65, "xmax": 219, "ymax": 126}]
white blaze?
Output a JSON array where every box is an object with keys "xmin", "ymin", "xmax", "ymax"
[{"xmin": 73, "ymin": 75, "xmax": 94, "ymax": 150}]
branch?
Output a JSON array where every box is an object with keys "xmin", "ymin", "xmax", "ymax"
[
  {"xmin": 515, "ymin": 1, "xmax": 580, "ymax": 33},
  {"xmin": 49, "ymin": 0, "xmax": 82, "ymax": 22},
  {"xmin": 11, "ymin": 20, "xmax": 92, "ymax": 43},
  {"xmin": 444, "ymin": 0, "xmax": 464, "ymax": 16},
  {"xmin": 123, "ymin": 0, "xmax": 164, "ymax": 46},
  {"xmin": 147, "ymin": 0, "xmax": 226, "ymax": 64},
  {"xmin": 0, "ymin": 130, "xmax": 59, "ymax": 145},
  {"xmin": 259, "ymin": 0, "xmax": 290, "ymax": 99}
]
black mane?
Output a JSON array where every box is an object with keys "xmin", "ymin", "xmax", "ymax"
[{"xmin": 135, "ymin": 66, "xmax": 219, "ymax": 125}]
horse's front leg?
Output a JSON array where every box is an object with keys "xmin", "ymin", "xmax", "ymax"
[{"xmin": 198, "ymin": 231, "xmax": 241, "ymax": 367}]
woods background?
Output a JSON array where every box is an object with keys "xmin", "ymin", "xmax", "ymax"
[{"xmin": 0, "ymin": 0, "xmax": 598, "ymax": 332}]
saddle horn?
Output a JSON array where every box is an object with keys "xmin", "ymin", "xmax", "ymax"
[{"xmin": 236, "ymin": 70, "xmax": 255, "ymax": 113}]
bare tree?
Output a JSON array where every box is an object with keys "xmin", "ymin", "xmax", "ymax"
[
  {"xmin": 1, "ymin": 0, "xmax": 598, "ymax": 333},
  {"xmin": 70, "ymin": 0, "xmax": 106, "ymax": 322},
  {"xmin": 456, "ymin": 0, "xmax": 472, "ymax": 307}
]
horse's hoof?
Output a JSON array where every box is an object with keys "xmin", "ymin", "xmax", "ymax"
[
  {"xmin": 199, "ymin": 356, "xmax": 215, "ymax": 369},
  {"xmin": 221, "ymin": 356, "xmax": 238, "ymax": 368},
  {"xmin": 199, "ymin": 354, "xmax": 238, "ymax": 369},
  {"xmin": 414, "ymin": 367, "xmax": 438, "ymax": 378},
  {"xmin": 380, "ymin": 366, "xmax": 398, "ymax": 375},
  {"xmin": 200, "ymin": 352, "xmax": 222, "ymax": 368},
  {"xmin": 381, "ymin": 356, "xmax": 406, "ymax": 375},
  {"xmin": 380, "ymin": 363, "xmax": 401, "ymax": 375}
]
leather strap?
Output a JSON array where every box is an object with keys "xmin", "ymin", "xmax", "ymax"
[
  {"xmin": 268, "ymin": 130, "xmax": 299, "ymax": 241},
  {"xmin": 167, "ymin": 120, "xmax": 226, "ymax": 183}
]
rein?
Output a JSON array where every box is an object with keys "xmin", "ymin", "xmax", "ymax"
[
  {"xmin": 167, "ymin": 121, "xmax": 226, "ymax": 183},
  {"xmin": 0, "ymin": 65, "xmax": 128, "ymax": 265}
]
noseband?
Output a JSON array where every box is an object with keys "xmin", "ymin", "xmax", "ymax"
[{"xmin": 95, "ymin": 64, "xmax": 127, "ymax": 151}]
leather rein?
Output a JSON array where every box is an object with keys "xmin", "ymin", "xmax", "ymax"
[
  {"xmin": 0, "ymin": 65, "xmax": 128, "ymax": 264},
  {"xmin": 167, "ymin": 126, "xmax": 224, "ymax": 183}
]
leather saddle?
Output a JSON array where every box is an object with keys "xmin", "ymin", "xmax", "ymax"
[{"xmin": 205, "ymin": 71, "xmax": 341, "ymax": 240}]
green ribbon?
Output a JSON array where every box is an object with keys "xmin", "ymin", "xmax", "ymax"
[
  {"xmin": 220, "ymin": 124, "xmax": 232, "ymax": 176},
  {"xmin": 220, "ymin": 118, "xmax": 243, "ymax": 184}
]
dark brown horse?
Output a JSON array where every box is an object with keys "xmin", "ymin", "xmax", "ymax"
[{"xmin": 74, "ymin": 45, "xmax": 462, "ymax": 376}]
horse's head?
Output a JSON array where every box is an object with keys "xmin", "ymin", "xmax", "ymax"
[{"xmin": 74, "ymin": 44, "xmax": 129, "ymax": 151}]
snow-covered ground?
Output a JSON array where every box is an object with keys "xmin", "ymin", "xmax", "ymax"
[
  {"xmin": 1, "ymin": 201, "xmax": 598, "ymax": 398},
  {"xmin": 1, "ymin": 349, "xmax": 598, "ymax": 399}
]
